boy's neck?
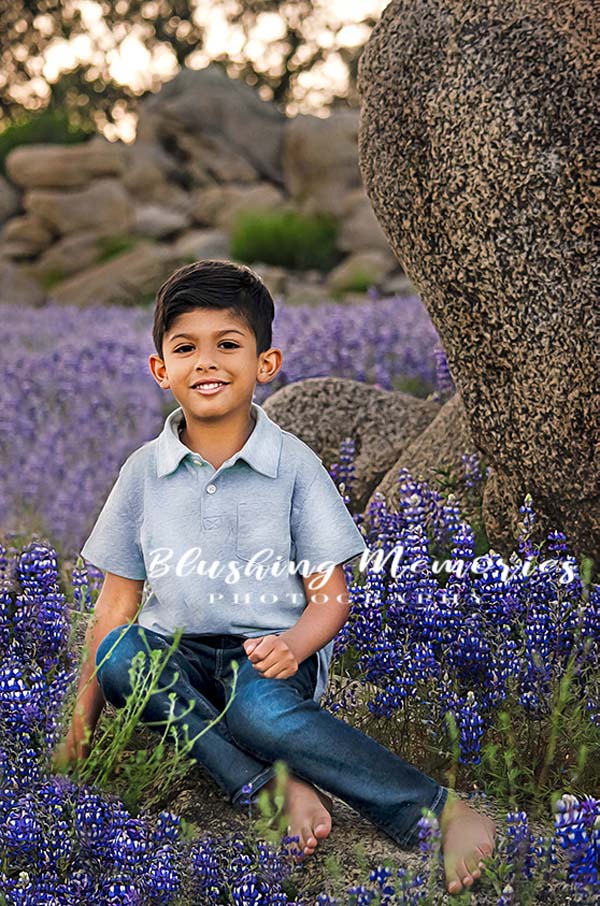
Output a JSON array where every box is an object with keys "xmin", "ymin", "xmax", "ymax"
[{"xmin": 178, "ymin": 404, "xmax": 256, "ymax": 470}]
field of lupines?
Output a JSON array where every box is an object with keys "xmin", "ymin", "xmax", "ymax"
[{"xmin": 1, "ymin": 294, "xmax": 599, "ymax": 903}]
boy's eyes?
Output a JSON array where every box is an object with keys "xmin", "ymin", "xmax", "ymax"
[{"xmin": 174, "ymin": 342, "xmax": 239, "ymax": 352}]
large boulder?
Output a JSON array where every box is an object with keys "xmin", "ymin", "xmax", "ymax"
[
  {"xmin": 25, "ymin": 179, "xmax": 134, "ymax": 237},
  {"xmin": 336, "ymin": 188, "xmax": 398, "ymax": 256},
  {"xmin": 326, "ymin": 250, "xmax": 398, "ymax": 297},
  {"xmin": 25, "ymin": 232, "xmax": 110, "ymax": 282},
  {"xmin": 190, "ymin": 182, "xmax": 288, "ymax": 231},
  {"xmin": 0, "ymin": 259, "xmax": 47, "ymax": 306},
  {"xmin": 0, "ymin": 215, "xmax": 54, "ymax": 257},
  {"xmin": 0, "ymin": 177, "xmax": 21, "ymax": 224},
  {"xmin": 367, "ymin": 393, "xmax": 479, "ymax": 512},
  {"xmin": 262, "ymin": 377, "xmax": 440, "ymax": 509},
  {"xmin": 282, "ymin": 111, "xmax": 364, "ymax": 218},
  {"xmin": 136, "ymin": 65, "xmax": 286, "ymax": 186},
  {"xmin": 357, "ymin": 0, "xmax": 600, "ymax": 563},
  {"xmin": 5, "ymin": 137, "xmax": 125, "ymax": 189},
  {"xmin": 171, "ymin": 229, "xmax": 231, "ymax": 262},
  {"xmin": 120, "ymin": 142, "xmax": 187, "ymax": 199},
  {"xmin": 47, "ymin": 242, "xmax": 184, "ymax": 307},
  {"xmin": 132, "ymin": 204, "xmax": 192, "ymax": 240}
]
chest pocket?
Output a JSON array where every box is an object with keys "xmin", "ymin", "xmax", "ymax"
[{"xmin": 237, "ymin": 501, "xmax": 291, "ymax": 563}]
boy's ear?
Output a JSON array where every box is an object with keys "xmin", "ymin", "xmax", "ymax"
[
  {"xmin": 256, "ymin": 348, "xmax": 282, "ymax": 385},
  {"xmin": 148, "ymin": 354, "xmax": 170, "ymax": 388}
]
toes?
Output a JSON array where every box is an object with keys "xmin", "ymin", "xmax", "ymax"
[
  {"xmin": 301, "ymin": 825, "xmax": 314, "ymax": 846},
  {"xmin": 457, "ymin": 859, "xmax": 473, "ymax": 887},
  {"xmin": 447, "ymin": 878, "xmax": 462, "ymax": 894},
  {"xmin": 466, "ymin": 855, "xmax": 482, "ymax": 878}
]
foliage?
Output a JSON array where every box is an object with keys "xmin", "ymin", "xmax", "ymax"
[
  {"xmin": 330, "ymin": 267, "xmax": 382, "ymax": 299},
  {"xmin": 230, "ymin": 208, "xmax": 340, "ymax": 271},
  {"xmin": 0, "ymin": 2, "xmax": 385, "ymax": 136},
  {"xmin": 0, "ymin": 539, "xmax": 305, "ymax": 904},
  {"xmin": 0, "ymin": 514, "xmax": 599, "ymax": 899},
  {"xmin": 95, "ymin": 234, "xmax": 142, "ymax": 264}
]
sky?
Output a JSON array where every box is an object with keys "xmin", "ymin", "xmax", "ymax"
[{"xmin": 34, "ymin": 0, "xmax": 388, "ymax": 142}]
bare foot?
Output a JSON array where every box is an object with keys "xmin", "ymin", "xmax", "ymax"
[
  {"xmin": 439, "ymin": 793, "xmax": 496, "ymax": 895},
  {"xmin": 261, "ymin": 773, "xmax": 333, "ymax": 861}
]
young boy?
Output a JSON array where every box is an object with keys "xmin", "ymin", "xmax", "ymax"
[{"xmin": 55, "ymin": 260, "xmax": 495, "ymax": 895}]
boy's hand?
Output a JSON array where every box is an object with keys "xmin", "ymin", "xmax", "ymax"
[{"xmin": 243, "ymin": 634, "xmax": 299, "ymax": 679}]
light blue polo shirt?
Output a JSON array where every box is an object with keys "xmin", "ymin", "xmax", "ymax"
[{"xmin": 80, "ymin": 400, "xmax": 368, "ymax": 703}]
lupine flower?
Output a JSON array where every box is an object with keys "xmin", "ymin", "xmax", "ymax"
[
  {"xmin": 462, "ymin": 451, "xmax": 484, "ymax": 490},
  {"xmin": 324, "ymin": 454, "xmax": 600, "ymax": 774},
  {"xmin": 555, "ymin": 794, "xmax": 600, "ymax": 891},
  {"xmin": 431, "ymin": 342, "xmax": 455, "ymax": 402},
  {"xmin": 330, "ymin": 438, "xmax": 358, "ymax": 508}
]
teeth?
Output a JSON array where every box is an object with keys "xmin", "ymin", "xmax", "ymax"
[{"xmin": 195, "ymin": 382, "xmax": 223, "ymax": 389}]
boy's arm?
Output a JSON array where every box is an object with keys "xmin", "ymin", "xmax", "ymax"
[
  {"xmin": 57, "ymin": 572, "xmax": 145, "ymax": 763},
  {"xmin": 279, "ymin": 564, "xmax": 351, "ymax": 664}
]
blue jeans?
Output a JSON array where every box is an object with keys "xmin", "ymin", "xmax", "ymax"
[{"xmin": 95, "ymin": 624, "xmax": 448, "ymax": 847}]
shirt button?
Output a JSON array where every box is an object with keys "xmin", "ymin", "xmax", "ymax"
[
  {"xmin": 206, "ymin": 484, "xmax": 217, "ymax": 494},
  {"xmin": 194, "ymin": 459, "xmax": 203, "ymax": 466}
]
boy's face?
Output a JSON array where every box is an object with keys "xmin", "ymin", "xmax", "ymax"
[{"xmin": 148, "ymin": 308, "xmax": 282, "ymax": 418}]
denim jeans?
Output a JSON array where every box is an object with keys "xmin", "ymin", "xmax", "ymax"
[{"xmin": 95, "ymin": 624, "xmax": 448, "ymax": 847}]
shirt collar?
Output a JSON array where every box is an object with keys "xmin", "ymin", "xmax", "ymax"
[{"xmin": 156, "ymin": 400, "xmax": 283, "ymax": 479}]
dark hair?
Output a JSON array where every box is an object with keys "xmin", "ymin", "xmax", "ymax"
[{"xmin": 152, "ymin": 259, "xmax": 275, "ymax": 358}]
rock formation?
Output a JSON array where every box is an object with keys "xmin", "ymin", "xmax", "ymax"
[
  {"xmin": 0, "ymin": 65, "xmax": 400, "ymax": 308},
  {"xmin": 357, "ymin": 0, "xmax": 599, "ymax": 564},
  {"xmin": 262, "ymin": 377, "xmax": 441, "ymax": 509}
]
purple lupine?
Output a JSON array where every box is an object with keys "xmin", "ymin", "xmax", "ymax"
[
  {"xmin": 267, "ymin": 294, "xmax": 440, "ymax": 399},
  {"xmin": 461, "ymin": 451, "xmax": 484, "ymax": 490},
  {"xmin": 0, "ymin": 303, "xmax": 164, "ymax": 562},
  {"xmin": 554, "ymin": 794, "xmax": 600, "ymax": 892},
  {"xmin": 330, "ymin": 438, "xmax": 358, "ymax": 508},
  {"xmin": 517, "ymin": 494, "xmax": 538, "ymax": 559},
  {"xmin": 323, "ymin": 444, "xmax": 600, "ymax": 771},
  {"xmin": 431, "ymin": 342, "xmax": 455, "ymax": 402},
  {"xmin": 504, "ymin": 810, "xmax": 538, "ymax": 881}
]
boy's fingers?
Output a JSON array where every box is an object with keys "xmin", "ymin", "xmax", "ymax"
[
  {"xmin": 245, "ymin": 634, "xmax": 278, "ymax": 660},
  {"xmin": 250, "ymin": 646, "xmax": 297, "ymax": 677}
]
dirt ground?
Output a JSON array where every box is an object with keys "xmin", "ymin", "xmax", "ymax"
[{"xmin": 149, "ymin": 748, "xmax": 561, "ymax": 905}]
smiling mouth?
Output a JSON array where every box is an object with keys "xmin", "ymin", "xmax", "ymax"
[{"xmin": 191, "ymin": 381, "xmax": 229, "ymax": 395}]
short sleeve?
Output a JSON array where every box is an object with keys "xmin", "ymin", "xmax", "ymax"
[
  {"xmin": 80, "ymin": 465, "xmax": 146, "ymax": 580},
  {"xmin": 291, "ymin": 463, "xmax": 368, "ymax": 573}
]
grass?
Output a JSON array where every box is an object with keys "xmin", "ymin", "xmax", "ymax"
[
  {"xmin": 95, "ymin": 233, "xmax": 142, "ymax": 264},
  {"xmin": 230, "ymin": 209, "xmax": 340, "ymax": 271}
]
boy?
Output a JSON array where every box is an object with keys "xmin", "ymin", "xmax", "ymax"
[{"xmin": 55, "ymin": 260, "xmax": 495, "ymax": 894}]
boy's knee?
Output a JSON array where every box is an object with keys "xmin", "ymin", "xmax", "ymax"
[{"xmin": 226, "ymin": 682, "xmax": 285, "ymax": 746}]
